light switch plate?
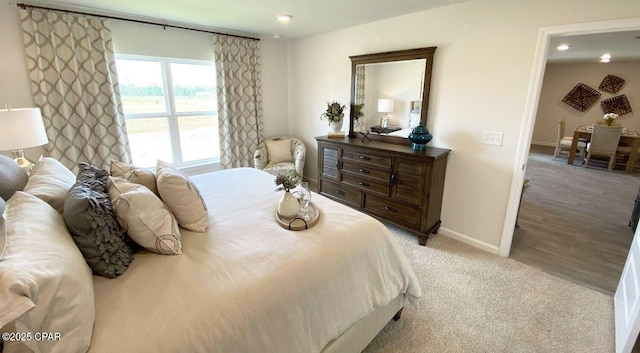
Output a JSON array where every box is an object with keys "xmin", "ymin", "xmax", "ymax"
[{"xmin": 481, "ymin": 131, "xmax": 503, "ymax": 146}]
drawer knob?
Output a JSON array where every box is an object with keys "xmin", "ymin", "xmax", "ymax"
[
  {"xmin": 384, "ymin": 206, "xmax": 397, "ymax": 212},
  {"xmin": 358, "ymin": 181, "xmax": 370, "ymax": 187},
  {"xmin": 359, "ymin": 155, "xmax": 371, "ymax": 160},
  {"xmin": 336, "ymin": 189, "xmax": 345, "ymax": 195},
  {"xmin": 359, "ymin": 168, "xmax": 370, "ymax": 174}
]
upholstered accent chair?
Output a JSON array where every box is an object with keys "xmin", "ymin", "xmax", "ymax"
[
  {"xmin": 254, "ymin": 137, "xmax": 306, "ymax": 177},
  {"xmin": 553, "ymin": 119, "xmax": 586, "ymax": 160}
]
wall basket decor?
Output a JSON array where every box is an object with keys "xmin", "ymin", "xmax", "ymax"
[
  {"xmin": 599, "ymin": 74, "xmax": 625, "ymax": 94},
  {"xmin": 561, "ymin": 83, "xmax": 601, "ymax": 112},
  {"xmin": 601, "ymin": 94, "xmax": 632, "ymax": 116}
]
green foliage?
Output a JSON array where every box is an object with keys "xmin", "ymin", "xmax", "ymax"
[
  {"xmin": 275, "ymin": 169, "xmax": 301, "ymax": 192},
  {"xmin": 320, "ymin": 101, "xmax": 345, "ymax": 124},
  {"xmin": 353, "ymin": 103, "xmax": 365, "ymax": 120}
]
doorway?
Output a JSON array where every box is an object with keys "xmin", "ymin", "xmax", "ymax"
[{"xmin": 500, "ymin": 18, "xmax": 640, "ymax": 259}]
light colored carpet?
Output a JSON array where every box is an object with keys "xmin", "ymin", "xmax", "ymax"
[{"xmin": 364, "ymin": 225, "xmax": 615, "ymax": 353}]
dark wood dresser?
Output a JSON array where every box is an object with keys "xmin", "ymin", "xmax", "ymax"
[{"xmin": 316, "ymin": 136, "xmax": 450, "ymax": 245}]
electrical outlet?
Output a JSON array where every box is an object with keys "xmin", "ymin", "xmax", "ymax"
[{"xmin": 481, "ymin": 131, "xmax": 503, "ymax": 146}]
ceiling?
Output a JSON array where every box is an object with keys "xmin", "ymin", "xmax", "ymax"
[
  {"xmin": 548, "ymin": 30, "xmax": 640, "ymax": 63},
  {"xmin": 32, "ymin": 0, "xmax": 471, "ymax": 39}
]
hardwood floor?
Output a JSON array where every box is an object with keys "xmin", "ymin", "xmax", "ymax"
[{"xmin": 510, "ymin": 145, "xmax": 640, "ymax": 295}]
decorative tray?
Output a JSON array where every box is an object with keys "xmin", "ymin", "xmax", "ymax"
[{"xmin": 275, "ymin": 202, "xmax": 320, "ymax": 231}]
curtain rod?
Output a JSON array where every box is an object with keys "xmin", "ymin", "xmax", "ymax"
[{"xmin": 17, "ymin": 3, "xmax": 261, "ymax": 41}]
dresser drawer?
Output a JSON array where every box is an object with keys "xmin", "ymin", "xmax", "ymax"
[
  {"xmin": 341, "ymin": 162, "xmax": 390, "ymax": 183},
  {"xmin": 321, "ymin": 180, "xmax": 362, "ymax": 207},
  {"xmin": 342, "ymin": 150, "xmax": 391, "ymax": 168},
  {"xmin": 342, "ymin": 174, "xmax": 388, "ymax": 195},
  {"xmin": 364, "ymin": 194, "xmax": 422, "ymax": 228}
]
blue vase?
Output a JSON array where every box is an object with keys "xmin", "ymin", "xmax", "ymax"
[{"xmin": 408, "ymin": 122, "xmax": 432, "ymax": 151}]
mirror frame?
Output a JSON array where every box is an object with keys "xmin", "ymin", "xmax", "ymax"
[{"xmin": 348, "ymin": 46, "xmax": 436, "ymax": 144}]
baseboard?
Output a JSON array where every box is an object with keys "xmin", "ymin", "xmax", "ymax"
[
  {"xmin": 531, "ymin": 141, "xmax": 555, "ymax": 147},
  {"xmin": 438, "ymin": 227, "xmax": 501, "ymax": 255}
]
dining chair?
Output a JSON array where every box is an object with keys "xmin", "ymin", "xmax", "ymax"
[
  {"xmin": 583, "ymin": 125, "xmax": 623, "ymax": 171},
  {"xmin": 553, "ymin": 118, "xmax": 586, "ymax": 160}
]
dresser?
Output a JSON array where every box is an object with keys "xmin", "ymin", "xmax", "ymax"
[{"xmin": 316, "ymin": 136, "xmax": 450, "ymax": 245}]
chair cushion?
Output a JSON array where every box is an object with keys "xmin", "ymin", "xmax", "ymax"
[
  {"xmin": 0, "ymin": 154, "xmax": 28, "ymax": 201},
  {"xmin": 23, "ymin": 157, "xmax": 76, "ymax": 213},
  {"xmin": 263, "ymin": 162, "xmax": 296, "ymax": 176},
  {"xmin": 266, "ymin": 139, "xmax": 293, "ymax": 163}
]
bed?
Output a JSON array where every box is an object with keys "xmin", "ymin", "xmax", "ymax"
[{"xmin": 0, "ymin": 156, "xmax": 421, "ymax": 353}]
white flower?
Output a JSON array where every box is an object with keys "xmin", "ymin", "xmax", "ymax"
[{"xmin": 604, "ymin": 113, "xmax": 619, "ymax": 120}]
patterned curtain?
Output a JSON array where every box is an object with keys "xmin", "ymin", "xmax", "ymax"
[
  {"xmin": 355, "ymin": 65, "xmax": 365, "ymax": 105},
  {"xmin": 213, "ymin": 33, "xmax": 263, "ymax": 169},
  {"xmin": 20, "ymin": 8, "xmax": 131, "ymax": 170}
]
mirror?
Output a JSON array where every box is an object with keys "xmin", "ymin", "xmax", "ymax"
[{"xmin": 348, "ymin": 47, "xmax": 436, "ymax": 144}]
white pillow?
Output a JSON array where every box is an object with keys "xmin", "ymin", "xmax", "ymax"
[
  {"xmin": 156, "ymin": 160, "xmax": 208, "ymax": 232},
  {"xmin": 266, "ymin": 138, "xmax": 293, "ymax": 163},
  {"xmin": 110, "ymin": 159, "xmax": 158, "ymax": 195},
  {"xmin": 23, "ymin": 157, "xmax": 76, "ymax": 213},
  {"xmin": 0, "ymin": 192, "xmax": 94, "ymax": 353},
  {"xmin": 108, "ymin": 177, "xmax": 182, "ymax": 255}
]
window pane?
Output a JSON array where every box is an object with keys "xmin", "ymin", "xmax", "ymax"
[
  {"xmin": 170, "ymin": 63, "xmax": 216, "ymax": 113},
  {"xmin": 116, "ymin": 59, "xmax": 166, "ymax": 114},
  {"xmin": 178, "ymin": 115, "xmax": 219, "ymax": 162},
  {"xmin": 126, "ymin": 117, "xmax": 172, "ymax": 167}
]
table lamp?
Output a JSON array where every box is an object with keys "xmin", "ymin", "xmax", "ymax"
[
  {"xmin": 377, "ymin": 99, "xmax": 394, "ymax": 128},
  {"xmin": 0, "ymin": 106, "xmax": 48, "ymax": 173}
]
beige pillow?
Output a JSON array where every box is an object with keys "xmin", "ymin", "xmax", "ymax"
[
  {"xmin": 0, "ymin": 192, "xmax": 94, "ymax": 353},
  {"xmin": 156, "ymin": 160, "xmax": 208, "ymax": 232},
  {"xmin": 108, "ymin": 177, "xmax": 181, "ymax": 255},
  {"xmin": 266, "ymin": 138, "xmax": 293, "ymax": 163},
  {"xmin": 110, "ymin": 159, "xmax": 158, "ymax": 195},
  {"xmin": 23, "ymin": 157, "xmax": 76, "ymax": 213}
]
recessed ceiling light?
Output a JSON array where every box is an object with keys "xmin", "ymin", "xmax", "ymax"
[
  {"xmin": 277, "ymin": 14, "xmax": 292, "ymax": 23},
  {"xmin": 273, "ymin": 34, "xmax": 281, "ymax": 39},
  {"xmin": 557, "ymin": 44, "xmax": 569, "ymax": 51},
  {"xmin": 600, "ymin": 53, "xmax": 611, "ymax": 63}
]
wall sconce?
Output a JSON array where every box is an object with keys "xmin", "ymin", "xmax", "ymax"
[
  {"xmin": 377, "ymin": 99, "xmax": 394, "ymax": 128},
  {"xmin": 0, "ymin": 106, "xmax": 48, "ymax": 173}
]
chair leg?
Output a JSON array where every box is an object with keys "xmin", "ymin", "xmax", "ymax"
[
  {"xmin": 584, "ymin": 153, "xmax": 589, "ymax": 168},
  {"xmin": 609, "ymin": 156, "xmax": 615, "ymax": 171},
  {"xmin": 553, "ymin": 146, "xmax": 560, "ymax": 160}
]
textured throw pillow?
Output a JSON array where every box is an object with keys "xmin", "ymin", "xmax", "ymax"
[
  {"xmin": 0, "ymin": 192, "xmax": 94, "ymax": 353},
  {"xmin": 0, "ymin": 154, "xmax": 28, "ymax": 201},
  {"xmin": 108, "ymin": 176, "xmax": 182, "ymax": 255},
  {"xmin": 110, "ymin": 159, "xmax": 158, "ymax": 195},
  {"xmin": 23, "ymin": 157, "xmax": 76, "ymax": 213},
  {"xmin": 156, "ymin": 160, "xmax": 208, "ymax": 232},
  {"xmin": 266, "ymin": 138, "xmax": 293, "ymax": 163},
  {"xmin": 63, "ymin": 163, "xmax": 135, "ymax": 278}
]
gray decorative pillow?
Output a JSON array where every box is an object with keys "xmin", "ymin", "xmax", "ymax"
[
  {"xmin": 63, "ymin": 163, "xmax": 134, "ymax": 278},
  {"xmin": 0, "ymin": 154, "xmax": 28, "ymax": 201}
]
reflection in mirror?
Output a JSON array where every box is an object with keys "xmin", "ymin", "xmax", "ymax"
[
  {"xmin": 357, "ymin": 60, "xmax": 425, "ymax": 134},
  {"xmin": 349, "ymin": 47, "xmax": 436, "ymax": 144}
]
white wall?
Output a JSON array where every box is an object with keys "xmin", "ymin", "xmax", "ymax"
[
  {"xmin": 287, "ymin": 0, "xmax": 640, "ymax": 252},
  {"xmin": 0, "ymin": 0, "xmax": 290, "ymax": 162},
  {"xmin": 533, "ymin": 61, "xmax": 640, "ymax": 145}
]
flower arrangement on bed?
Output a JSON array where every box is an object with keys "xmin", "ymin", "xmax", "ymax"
[{"xmin": 0, "ymin": 154, "xmax": 421, "ymax": 353}]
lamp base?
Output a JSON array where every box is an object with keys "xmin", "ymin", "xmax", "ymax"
[{"xmin": 11, "ymin": 150, "xmax": 36, "ymax": 174}]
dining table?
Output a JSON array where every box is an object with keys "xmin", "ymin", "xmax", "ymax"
[{"xmin": 567, "ymin": 125, "xmax": 640, "ymax": 174}]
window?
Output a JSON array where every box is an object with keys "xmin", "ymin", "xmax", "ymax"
[{"xmin": 116, "ymin": 56, "xmax": 218, "ymax": 167}]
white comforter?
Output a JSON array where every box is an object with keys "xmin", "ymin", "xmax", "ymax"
[{"xmin": 89, "ymin": 168, "xmax": 421, "ymax": 353}]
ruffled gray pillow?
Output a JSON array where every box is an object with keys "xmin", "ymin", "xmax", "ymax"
[{"xmin": 63, "ymin": 163, "xmax": 134, "ymax": 278}]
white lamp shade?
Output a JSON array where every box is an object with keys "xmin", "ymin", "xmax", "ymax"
[
  {"xmin": 377, "ymin": 99, "xmax": 394, "ymax": 113},
  {"xmin": 0, "ymin": 108, "xmax": 48, "ymax": 151}
]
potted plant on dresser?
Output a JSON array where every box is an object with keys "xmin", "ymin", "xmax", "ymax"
[{"xmin": 320, "ymin": 101, "xmax": 345, "ymax": 132}]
